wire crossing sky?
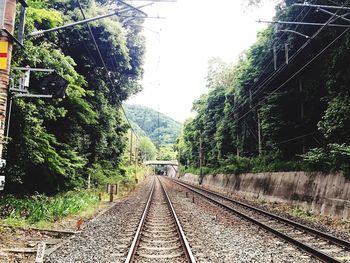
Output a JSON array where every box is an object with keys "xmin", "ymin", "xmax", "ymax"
[{"xmin": 127, "ymin": 0, "xmax": 277, "ymax": 123}]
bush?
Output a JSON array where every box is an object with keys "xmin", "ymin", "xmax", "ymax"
[
  {"xmin": 302, "ymin": 143, "xmax": 350, "ymax": 175},
  {"xmin": 181, "ymin": 155, "xmax": 306, "ymax": 176}
]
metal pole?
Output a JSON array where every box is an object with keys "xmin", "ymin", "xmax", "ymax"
[
  {"xmin": 318, "ymin": 8, "xmax": 350, "ymax": 23},
  {"xmin": 18, "ymin": 5, "xmax": 26, "ymax": 45},
  {"xmin": 27, "ymin": 11, "xmax": 120, "ymax": 37},
  {"xmin": 278, "ymin": 29, "xmax": 310, "ymax": 39},
  {"xmin": 116, "ymin": 0, "xmax": 148, "ymax": 17},
  {"xmin": 258, "ymin": 20, "xmax": 350, "ymax": 28},
  {"xmin": 292, "ymin": 3, "xmax": 350, "ymax": 11},
  {"xmin": 273, "ymin": 44, "xmax": 277, "ymax": 70}
]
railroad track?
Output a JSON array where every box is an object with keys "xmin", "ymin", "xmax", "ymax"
[
  {"xmin": 167, "ymin": 177, "xmax": 350, "ymax": 263},
  {"xmin": 125, "ymin": 176, "xmax": 196, "ymax": 263}
]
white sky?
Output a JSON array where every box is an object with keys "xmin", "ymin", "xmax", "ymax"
[{"xmin": 127, "ymin": 0, "xmax": 277, "ymax": 123}]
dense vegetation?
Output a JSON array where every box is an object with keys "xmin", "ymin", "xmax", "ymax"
[
  {"xmin": 124, "ymin": 104, "xmax": 181, "ymax": 146},
  {"xmin": 0, "ymin": 190, "xmax": 99, "ymax": 224},
  {"xmin": 5, "ymin": 0, "xmax": 145, "ymax": 194},
  {"xmin": 177, "ymin": 0, "xmax": 350, "ymax": 175}
]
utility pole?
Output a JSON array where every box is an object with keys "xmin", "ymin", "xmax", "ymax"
[
  {"xmin": 273, "ymin": 44, "xmax": 277, "ymax": 70},
  {"xmin": 135, "ymin": 141, "xmax": 138, "ymax": 182},
  {"xmin": 0, "ymin": 0, "xmax": 17, "ymax": 190},
  {"xmin": 157, "ymin": 110, "xmax": 160, "ymax": 150},
  {"xmin": 236, "ymin": 133, "xmax": 240, "ymax": 157},
  {"xmin": 257, "ymin": 111, "xmax": 262, "ymax": 155},
  {"xmin": 285, "ymin": 43, "xmax": 289, "ymax": 64},
  {"xmin": 299, "ymin": 78, "xmax": 306, "ymax": 153},
  {"xmin": 199, "ymin": 133, "xmax": 203, "ymax": 184},
  {"xmin": 129, "ymin": 130, "xmax": 133, "ymax": 165}
]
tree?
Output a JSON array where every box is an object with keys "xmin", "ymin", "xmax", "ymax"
[
  {"xmin": 177, "ymin": 0, "xmax": 350, "ymax": 174},
  {"xmin": 139, "ymin": 137, "xmax": 157, "ymax": 161},
  {"xmin": 5, "ymin": 0, "xmax": 145, "ymax": 193}
]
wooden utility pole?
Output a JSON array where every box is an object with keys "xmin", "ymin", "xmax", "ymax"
[
  {"xmin": 299, "ymin": 78, "xmax": 306, "ymax": 153},
  {"xmin": 0, "ymin": 0, "xmax": 16, "ymax": 160},
  {"xmin": 129, "ymin": 130, "xmax": 133, "ymax": 165},
  {"xmin": 199, "ymin": 134, "xmax": 203, "ymax": 184},
  {"xmin": 135, "ymin": 142, "xmax": 138, "ymax": 181}
]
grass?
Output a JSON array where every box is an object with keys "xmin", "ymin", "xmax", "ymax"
[
  {"xmin": 0, "ymin": 190, "xmax": 100, "ymax": 226},
  {"xmin": 0, "ymin": 164, "xmax": 150, "ymax": 228},
  {"xmin": 291, "ymin": 206, "xmax": 316, "ymax": 221}
]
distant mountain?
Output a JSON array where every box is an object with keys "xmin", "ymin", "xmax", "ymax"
[{"xmin": 124, "ymin": 104, "xmax": 181, "ymax": 145}]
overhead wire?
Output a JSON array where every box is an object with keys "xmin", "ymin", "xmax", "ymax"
[
  {"xmin": 76, "ymin": 0, "xmax": 144, "ymax": 154},
  {"xmin": 239, "ymin": 131, "xmax": 320, "ymax": 156},
  {"xmin": 194, "ymin": 3, "xmax": 316, "ymax": 145},
  {"xmin": 225, "ymin": 2, "xmax": 315, "ymax": 117},
  {"xmin": 228, "ymin": 1, "xmax": 338, "ymax": 119},
  {"xmin": 200, "ymin": 23, "xmax": 349, "ymax": 150},
  {"xmin": 195, "ymin": 1, "xmax": 350, "ymax": 151},
  {"xmin": 225, "ymin": 0, "xmax": 349, "ymax": 122}
]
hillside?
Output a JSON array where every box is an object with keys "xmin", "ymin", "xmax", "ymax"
[{"xmin": 124, "ymin": 104, "xmax": 181, "ymax": 145}]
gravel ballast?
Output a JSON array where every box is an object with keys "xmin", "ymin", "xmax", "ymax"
[
  {"xmin": 161, "ymin": 177, "xmax": 320, "ymax": 263},
  {"xmin": 48, "ymin": 176, "xmax": 322, "ymax": 262},
  {"xmin": 47, "ymin": 178, "xmax": 153, "ymax": 263}
]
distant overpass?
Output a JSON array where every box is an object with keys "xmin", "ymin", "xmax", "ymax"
[{"xmin": 144, "ymin": 160, "xmax": 179, "ymax": 166}]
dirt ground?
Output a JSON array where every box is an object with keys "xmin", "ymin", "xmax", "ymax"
[{"xmin": 0, "ymin": 199, "xmax": 115, "ymax": 263}]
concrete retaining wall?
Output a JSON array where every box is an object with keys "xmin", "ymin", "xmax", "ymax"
[{"xmin": 178, "ymin": 172, "xmax": 350, "ymax": 219}]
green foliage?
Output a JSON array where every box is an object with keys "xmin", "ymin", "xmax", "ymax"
[
  {"xmin": 6, "ymin": 0, "xmax": 145, "ymax": 193},
  {"xmin": 157, "ymin": 145, "xmax": 177, "ymax": 161},
  {"xmin": 0, "ymin": 190, "xmax": 98, "ymax": 224},
  {"xmin": 139, "ymin": 137, "xmax": 157, "ymax": 161},
  {"xmin": 302, "ymin": 144, "xmax": 350, "ymax": 174},
  {"xmin": 291, "ymin": 207, "xmax": 315, "ymax": 221},
  {"xmin": 177, "ymin": 0, "xmax": 350, "ymax": 175},
  {"xmin": 124, "ymin": 104, "xmax": 181, "ymax": 145},
  {"xmin": 182, "ymin": 155, "xmax": 304, "ymax": 176}
]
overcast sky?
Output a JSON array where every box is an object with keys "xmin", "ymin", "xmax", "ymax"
[{"xmin": 127, "ymin": 0, "xmax": 277, "ymax": 123}]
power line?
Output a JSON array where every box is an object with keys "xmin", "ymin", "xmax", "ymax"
[
  {"xmin": 235, "ymin": 2, "xmax": 341, "ymax": 111},
  {"xmin": 76, "ymin": 0, "xmax": 142, "ymax": 143},
  {"xmin": 227, "ymin": 0, "xmax": 350, "ymax": 120},
  {"xmin": 197, "ymin": 4, "xmax": 315, "ymax": 144},
  {"xmin": 236, "ymin": 26, "xmax": 350, "ymax": 124},
  {"xmin": 195, "ymin": 1, "xmax": 350, "ymax": 146},
  {"xmin": 239, "ymin": 131, "xmax": 320, "ymax": 156},
  {"xmin": 248, "ymin": 2, "xmax": 314, "ymax": 92}
]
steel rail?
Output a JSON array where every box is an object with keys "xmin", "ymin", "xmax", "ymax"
[
  {"xmin": 167, "ymin": 178, "xmax": 343, "ymax": 263},
  {"xmin": 170, "ymin": 178, "xmax": 350, "ymax": 250},
  {"xmin": 158, "ymin": 177, "xmax": 196, "ymax": 263},
  {"xmin": 125, "ymin": 178, "xmax": 156, "ymax": 263}
]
